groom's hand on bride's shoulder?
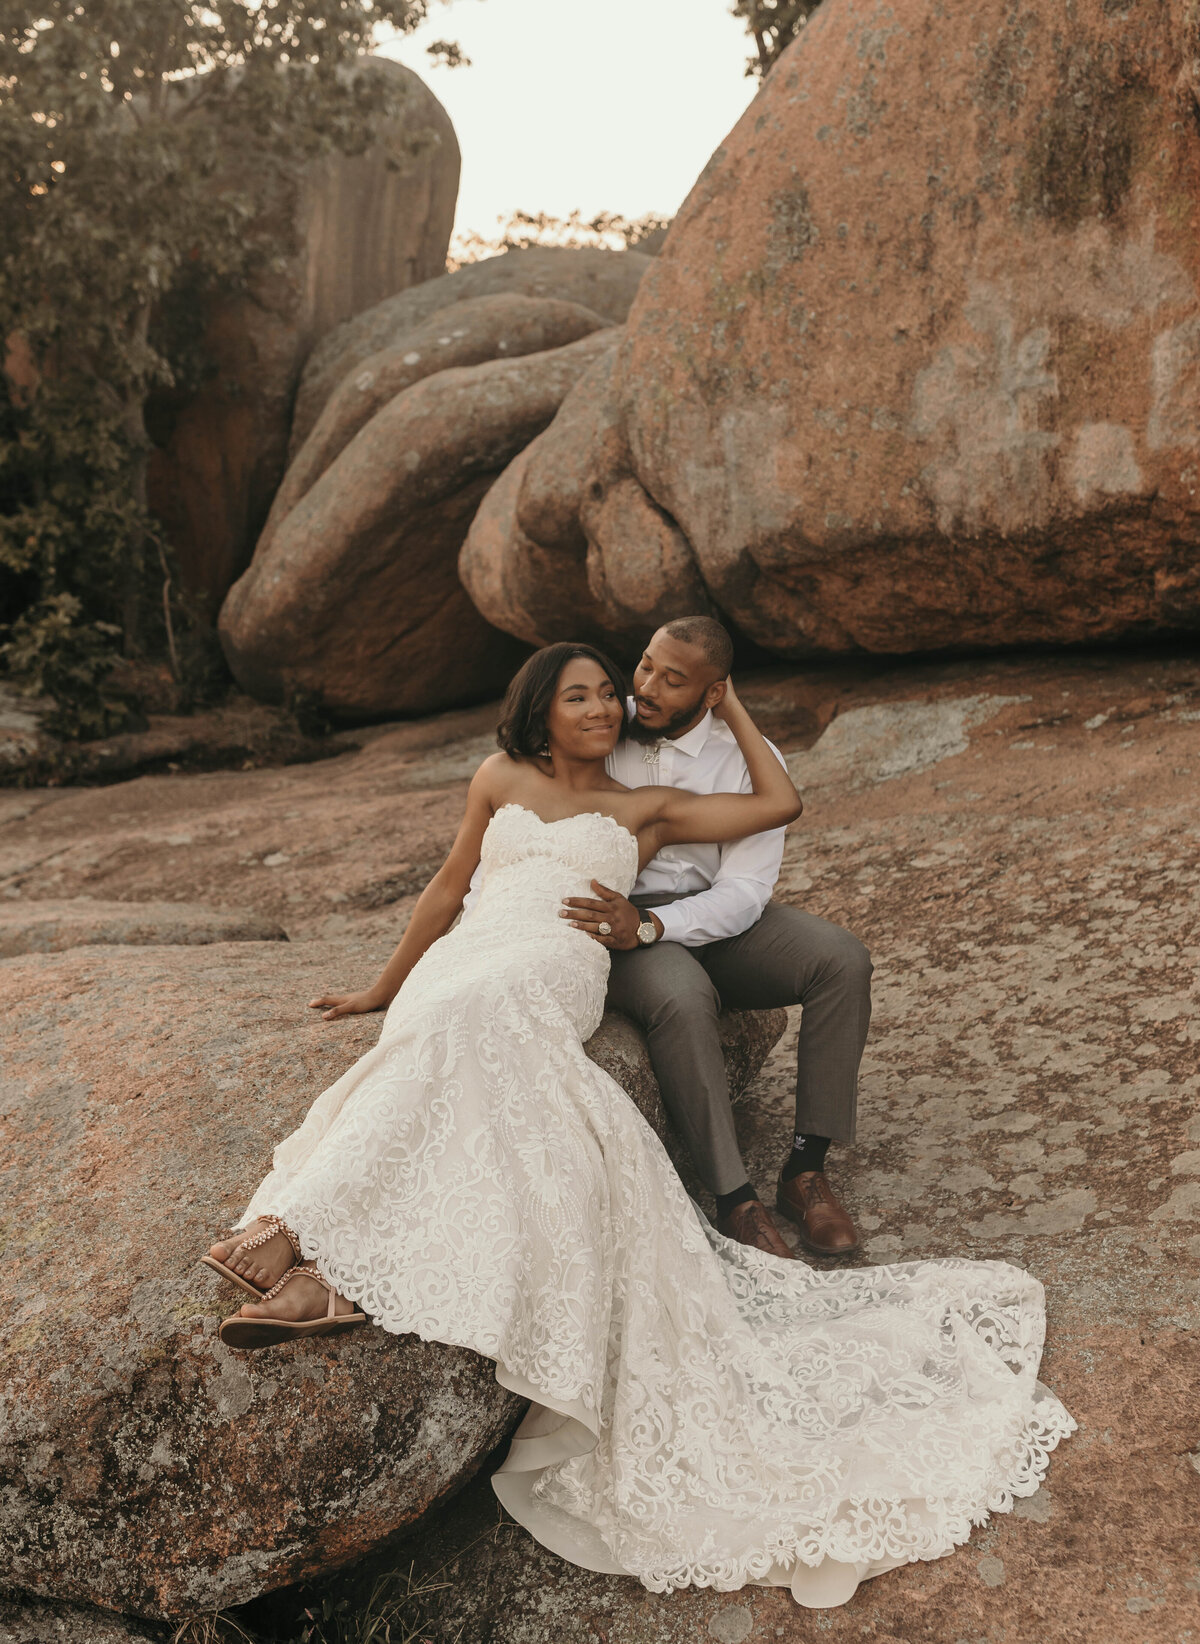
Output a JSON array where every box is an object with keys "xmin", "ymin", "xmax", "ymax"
[{"xmin": 561, "ymin": 881, "xmax": 643, "ymax": 949}]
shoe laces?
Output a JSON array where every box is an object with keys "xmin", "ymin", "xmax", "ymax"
[{"xmin": 798, "ymin": 1172, "xmax": 833, "ymax": 1206}]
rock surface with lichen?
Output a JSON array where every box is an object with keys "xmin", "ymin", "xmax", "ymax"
[
  {"xmin": 0, "ymin": 921, "xmax": 780, "ymax": 1620},
  {"xmin": 464, "ymin": 0, "xmax": 1200, "ymax": 658},
  {"xmin": 267, "ymin": 294, "xmax": 609, "ymax": 550},
  {"xmin": 291, "ymin": 246, "xmax": 652, "ymax": 454},
  {"xmin": 0, "ymin": 899, "xmax": 286, "ymax": 957}
]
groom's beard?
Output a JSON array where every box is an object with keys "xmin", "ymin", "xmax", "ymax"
[{"xmin": 628, "ymin": 690, "xmax": 711, "ymax": 744}]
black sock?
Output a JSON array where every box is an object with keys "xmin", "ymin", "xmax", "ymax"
[
  {"xmin": 715, "ymin": 1181, "xmax": 758, "ymax": 1219},
  {"xmin": 782, "ymin": 1132, "xmax": 830, "ymax": 1181}
]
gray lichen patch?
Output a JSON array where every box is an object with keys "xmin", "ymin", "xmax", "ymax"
[{"xmin": 767, "ymin": 182, "xmax": 819, "ymax": 265}]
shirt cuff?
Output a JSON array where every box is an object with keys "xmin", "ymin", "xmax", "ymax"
[{"xmin": 650, "ymin": 901, "xmax": 688, "ymax": 944}]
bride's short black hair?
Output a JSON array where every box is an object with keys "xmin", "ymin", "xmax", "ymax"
[{"xmin": 497, "ymin": 643, "xmax": 627, "ymax": 760}]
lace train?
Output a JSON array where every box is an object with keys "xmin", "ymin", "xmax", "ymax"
[{"xmin": 240, "ymin": 804, "xmax": 1074, "ymax": 1607}]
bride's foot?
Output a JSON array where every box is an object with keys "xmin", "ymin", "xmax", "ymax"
[
  {"xmin": 218, "ymin": 1263, "xmax": 367, "ymax": 1350},
  {"xmin": 204, "ymin": 1215, "xmax": 301, "ymax": 1294},
  {"xmin": 235, "ymin": 1267, "xmax": 358, "ymax": 1325}
]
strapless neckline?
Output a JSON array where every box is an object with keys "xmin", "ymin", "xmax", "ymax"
[{"xmin": 493, "ymin": 801, "xmax": 638, "ymax": 851}]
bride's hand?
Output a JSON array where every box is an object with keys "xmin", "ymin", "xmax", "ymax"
[
  {"xmin": 712, "ymin": 678, "xmax": 741, "ymax": 721},
  {"xmin": 308, "ymin": 989, "xmax": 386, "ymax": 1022}
]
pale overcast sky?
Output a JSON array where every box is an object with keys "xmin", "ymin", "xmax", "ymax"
[{"xmin": 377, "ymin": 0, "xmax": 761, "ymax": 243}]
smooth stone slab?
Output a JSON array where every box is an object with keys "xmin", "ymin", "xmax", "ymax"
[{"xmin": 0, "ymin": 899, "xmax": 287, "ymax": 957}]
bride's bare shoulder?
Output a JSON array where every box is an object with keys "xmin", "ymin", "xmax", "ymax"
[{"xmin": 469, "ymin": 750, "xmax": 532, "ymax": 811}]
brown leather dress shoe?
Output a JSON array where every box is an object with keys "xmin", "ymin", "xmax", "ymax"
[
  {"xmin": 775, "ymin": 1171, "xmax": 859, "ymax": 1256},
  {"xmin": 715, "ymin": 1198, "xmax": 796, "ymax": 1259}
]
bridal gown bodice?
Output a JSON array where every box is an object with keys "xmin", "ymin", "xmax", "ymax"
[
  {"xmin": 407, "ymin": 802, "xmax": 637, "ymax": 1041},
  {"xmin": 241, "ymin": 804, "xmax": 1073, "ymax": 1609}
]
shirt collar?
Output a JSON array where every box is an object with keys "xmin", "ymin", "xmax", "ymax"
[
  {"xmin": 667, "ymin": 710, "xmax": 715, "ymax": 759},
  {"xmin": 621, "ymin": 699, "xmax": 716, "ymax": 758}
]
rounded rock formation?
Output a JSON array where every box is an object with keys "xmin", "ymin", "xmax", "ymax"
[
  {"xmin": 0, "ymin": 935, "xmax": 781, "ymax": 1620},
  {"xmin": 218, "ymin": 329, "xmax": 615, "ymax": 721},
  {"xmin": 0, "ymin": 1593, "xmax": 168, "ymax": 1644},
  {"xmin": 0, "ymin": 938, "xmax": 518, "ymax": 1622},
  {"xmin": 464, "ymin": 0, "xmax": 1200, "ymax": 659},
  {"xmin": 146, "ymin": 57, "xmax": 459, "ymax": 618},
  {"xmin": 460, "ymin": 341, "xmax": 715, "ymax": 659},
  {"xmin": 291, "ymin": 246, "xmax": 652, "ymax": 453},
  {"xmin": 267, "ymin": 293, "xmax": 608, "ymax": 546}
]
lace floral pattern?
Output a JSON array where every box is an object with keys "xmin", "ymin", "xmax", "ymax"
[{"xmin": 241, "ymin": 804, "xmax": 1074, "ymax": 1602}]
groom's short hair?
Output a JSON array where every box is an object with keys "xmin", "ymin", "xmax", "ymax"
[{"xmin": 661, "ymin": 616, "xmax": 734, "ymax": 677}]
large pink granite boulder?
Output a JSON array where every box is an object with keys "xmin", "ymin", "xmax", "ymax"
[
  {"xmin": 291, "ymin": 246, "xmax": 652, "ymax": 453},
  {"xmin": 462, "ymin": 0, "xmax": 1200, "ymax": 658},
  {"xmin": 266, "ymin": 293, "xmax": 607, "ymax": 547},
  {"xmin": 460, "ymin": 342, "xmax": 714, "ymax": 660}
]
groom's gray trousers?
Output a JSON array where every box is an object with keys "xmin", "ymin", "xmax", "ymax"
[{"xmin": 606, "ymin": 897, "xmax": 872, "ymax": 1196}]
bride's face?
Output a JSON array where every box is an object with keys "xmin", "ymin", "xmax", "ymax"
[{"xmin": 545, "ymin": 659, "xmax": 624, "ymax": 761}]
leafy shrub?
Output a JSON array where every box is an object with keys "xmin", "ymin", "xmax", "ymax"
[{"xmin": 0, "ymin": 1, "xmax": 449, "ymax": 740}]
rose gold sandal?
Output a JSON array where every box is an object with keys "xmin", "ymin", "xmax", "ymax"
[
  {"xmin": 200, "ymin": 1214, "xmax": 302, "ymax": 1298},
  {"xmin": 217, "ymin": 1263, "xmax": 367, "ymax": 1350}
]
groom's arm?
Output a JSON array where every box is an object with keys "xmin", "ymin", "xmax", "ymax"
[
  {"xmin": 651, "ymin": 741, "xmax": 788, "ymax": 947},
  {"xmin": 652, "ymin": 820, "xmax": 785, "ymax": 947},
  {"xmin": 564, "ymin": 813, "xmax": 787, "ymax": 950},
  {"xmin": 565, "ymin": 739, "xmax": 792, "ymax": 949}
]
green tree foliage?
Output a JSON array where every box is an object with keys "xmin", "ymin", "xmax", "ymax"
[
  {"xmin": 731, "ymin": 0, "xmax": 823, "ymax": 78},
  {"xmin": 0, "ymin": 1, "xmax": 453, "ymax": 738}
]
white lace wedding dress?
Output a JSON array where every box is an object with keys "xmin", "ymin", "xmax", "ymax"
[{"xmin": 240, "ymin": 803, "xmax": 1074, "ymax": 1608}]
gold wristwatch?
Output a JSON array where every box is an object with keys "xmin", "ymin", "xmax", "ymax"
[{"xmin": 636, "ymin": 916, "xmax": 659, "ymax": 946}]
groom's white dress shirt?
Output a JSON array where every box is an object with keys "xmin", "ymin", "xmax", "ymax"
[
  {"xmin": 462, "ymin": 701, "xmax": 787, "ymax": 946},
  {"xmin": 608, "ymin": 704, "xmax": 786, "ymax": 947}
]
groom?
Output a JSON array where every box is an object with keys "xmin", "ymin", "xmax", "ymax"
[{"xmin": 562, "ymin": 616, "xmax": 871, "ymax": 1260}]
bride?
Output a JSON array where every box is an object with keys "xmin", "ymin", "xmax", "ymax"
[{"xmin": 204, "ymin": 641, "xmax": 1073, "ymax": 1609}]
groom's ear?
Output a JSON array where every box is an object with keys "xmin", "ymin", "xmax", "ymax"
[{"xmin": 704, "ymin": 677, "xmax": 728, "ymax": 712}]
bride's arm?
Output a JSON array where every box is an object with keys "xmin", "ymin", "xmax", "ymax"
[
  {"xmin": 634, "ymin": 681, "xmax": 802, "ymax": 853},
  {"xmin": 310, "ymin": 756, "xmax": 504, "ymax": 1020}
]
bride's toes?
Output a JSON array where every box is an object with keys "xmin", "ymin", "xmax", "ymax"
[
  {"xmin": 207, "ymin": 1221, "xmax": 297, "ymax": 1290},
  {"xmin": 230, "ymin": 1247, "xmax": 274, "ymax": 1287}
]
